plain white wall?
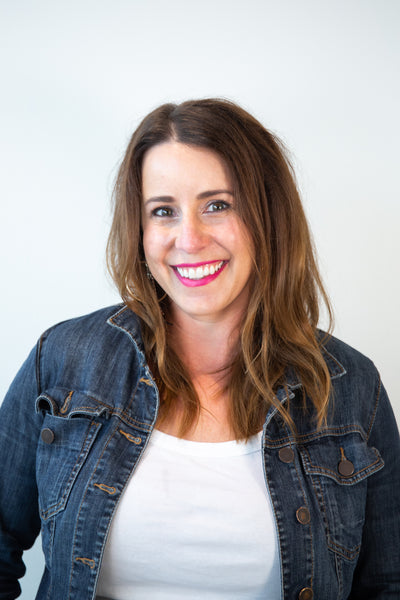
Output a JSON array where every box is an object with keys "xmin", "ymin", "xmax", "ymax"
[{"xmin": 1, "ymin": 1, "xmax": 399, "ymax": 597}]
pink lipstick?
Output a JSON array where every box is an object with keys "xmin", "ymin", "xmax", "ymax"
[{"xmin": 172, "ymin": 260, "xmax": 227, "ymax": 287}]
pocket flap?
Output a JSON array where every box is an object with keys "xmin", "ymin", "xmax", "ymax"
[
  {"xmin": 300, "ymin": 431, "xmax": 384, "ymax": 485},
  {"xmin": 36, "ymin": 388, "xmax": 110, "ymax": 419}
]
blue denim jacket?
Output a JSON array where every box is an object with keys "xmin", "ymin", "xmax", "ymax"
[{"xmin": 0, "ymin": 305, "xmax": 399, "ymax": 600}]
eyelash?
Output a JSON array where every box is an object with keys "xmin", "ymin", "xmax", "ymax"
[
  {"xmin": 151, "ymin": 206, "xmax": 174, "ymax": 218},
  {"xmin": 206, "ymin": 200, "xmax": 231, "ymax": 212},
  {"xmin": 150, "ymin": 200, "xmax": 231, "ymax": 218}
]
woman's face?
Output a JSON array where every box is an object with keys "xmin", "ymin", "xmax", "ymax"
[{"xmin": 141, "ymin": 142, "xmax": 254, "ymax": 325}]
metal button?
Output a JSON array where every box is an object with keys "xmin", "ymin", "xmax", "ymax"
[
  {"xmin": 279, "ymin": 447, "xmax": 295, "ymax": 463},
  {"xmin": 296, "ymin": 506, "xmax": 311, "ymax": 525},
  {"xmin": 41, "ymin": 428, "xmax": 55, "ymax": 444},
  {"xmin": 299, "ymin": 587, "xmax": 313, "ymax": 600},
  {"xmin": 338, "ymin": 459, "xmax": 354, "ymax": 477}
]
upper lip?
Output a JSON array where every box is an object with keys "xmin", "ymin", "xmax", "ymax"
[{"xmin": 172, "ymin": 260, "xmax": 226, "ymax": 268}]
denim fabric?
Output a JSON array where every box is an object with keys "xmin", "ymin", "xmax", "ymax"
[{"xmin": 0, "ymin": 305, "xmax": 399, "ymax": 599}]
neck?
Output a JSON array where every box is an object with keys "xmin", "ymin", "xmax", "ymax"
[
  {"xmin": 159, "ymin": 306, "xmax": 246, "ymax": 441},
  {"xmin": 168, "ymin": 308, "xmax": 243, "ymax": 378}
]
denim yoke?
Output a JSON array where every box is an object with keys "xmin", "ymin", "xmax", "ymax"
[{"xmin": 0, "ymin": 304, "xmax": 399, "ymax": 600}]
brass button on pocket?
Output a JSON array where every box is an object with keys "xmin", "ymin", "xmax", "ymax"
[
  {"xmin": 296, "ymin": 506, "xmax": 311, "ymax": 524},
  {"xmin": 41, "ymin": 428, "xmax": 55, "ymax": 444},
  {"xmin": 299, "ymin": 587, "xmax": 313, "ymax": 600},
  {"xmin": 278, "ymin": 447, "xmax": 295, "ymax": 463},
  {"xmin": 338, "ymin": 458, "xmax": 355, "ymax": 477}
]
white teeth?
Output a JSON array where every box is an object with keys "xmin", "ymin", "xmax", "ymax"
[{"xmin": 176, "ymin": 261, "xmax": 224, "ymax": 280}]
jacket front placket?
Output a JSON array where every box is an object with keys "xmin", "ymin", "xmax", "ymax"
[
  {"xmin": 262, "ymin": 386, "xmax": 315, "ymax": 600},
  {"xmin": 66, "ymin": 336, "xmax": 160, "ymax": 599}
]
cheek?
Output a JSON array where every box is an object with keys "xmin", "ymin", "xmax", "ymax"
[
  {"xmin": 142, "ymin": 228, "xmax": 155, "ymax": 264},
  {"xmin": 229, "ymin": 221, "xmax": 254, "ymax": 256},
  {"xmin": 142, "ymin": 227, "xmax": 169, "ymax": 264}
]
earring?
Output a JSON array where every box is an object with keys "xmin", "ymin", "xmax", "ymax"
[{"xmin": 145, "ymin": 262, "xmax": 153, "ymax": 280}]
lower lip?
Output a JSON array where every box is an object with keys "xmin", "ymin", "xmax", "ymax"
[{"xmin": 173, "ymin": 262, "xmax": 227, "ymax": 287}]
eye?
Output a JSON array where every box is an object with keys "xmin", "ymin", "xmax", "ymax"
[
  {"xmin": 206, "ymin": 200, "xmax": 231, "ymax": 213},
  {"xmin": 151, "ymin": 206, "xmax": 174, "ymax": 218}
]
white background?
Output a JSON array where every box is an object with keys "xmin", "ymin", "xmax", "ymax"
[{"xmin": 1, "ymin": 1, "xmax": 399, "ymax": 597}]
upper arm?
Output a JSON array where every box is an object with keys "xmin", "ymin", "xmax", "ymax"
[
  {"xmin": 0, "ymin": 344, "xmax": 43, "ymax": 598},
  {"xmin": 350, "ymin": 378, "xmax": 400, "ymax": 598}
]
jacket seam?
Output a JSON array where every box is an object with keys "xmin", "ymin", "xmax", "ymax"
[
  {"xmin": 366, "ymin": 375, "xmax": 382, "ymax": 442},
  {"xmin": 36, "ymin": 334, "xmax": 45, "ymax": 395},
  {"xmin": 126, "ymin": 379, "xmax": 140, "ymax": 415},
  {"xmin": 311, "ymin": 476, "xmax": 331, "ymax": 544},
  {"xmin": 290, "ymin": 426, "xmax": 315, "ymax": 590},
  {"xmin": 68, "ymin": 420, "xmax": 121, "ymax": 597},
  {"xmin": 40, "ymin": 421, "xmax": 101, "ymax": 520},
  {"xmin": 264, "ymin": 425, "xmax": 367, "ymax": 447}
]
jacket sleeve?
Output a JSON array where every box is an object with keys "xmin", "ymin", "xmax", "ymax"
[
  {"xmin": 350, "ymin": 378, "xmax": 400, "ymax": 598},
  {"xmin": 0, "ymin": 344, "xmax": 44, "ymax": 600}
]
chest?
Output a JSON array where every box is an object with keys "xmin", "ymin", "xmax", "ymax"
[{"xmin": 96, "ymin": 429, "xmax": 281, "ymax": 599}]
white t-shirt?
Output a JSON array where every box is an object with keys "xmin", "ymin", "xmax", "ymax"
[{"xmin": 96, "ymin": 429, "xmax": 281, "ymax": 599}]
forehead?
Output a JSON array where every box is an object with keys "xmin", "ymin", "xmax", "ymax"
[{"xmin": 141, "ymin": 142, "xmax": 232, "ymax": 195}]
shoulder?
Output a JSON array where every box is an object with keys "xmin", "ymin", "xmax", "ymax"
[
  {"xmin": 37, "ymin": 305, "xmax": 145, "ymax": 391},
  {"xmin": 321, "ymin": 331, "xmax": 377, "ymax": 380},
  {"xmin": 319, "ymin": 332, "xmax": 383, "ymax": 433},
  {"xmin": 41, "ymin": 304, "xmax": 142, "ymax": 346}
]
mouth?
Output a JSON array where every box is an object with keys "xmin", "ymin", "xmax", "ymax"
[{"xmin": 172, "ymin": 260, "xmax": 227, "ymax": 286}]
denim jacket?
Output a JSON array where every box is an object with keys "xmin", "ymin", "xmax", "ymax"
[{"xmin": 0, "ymin": 305, "xmax": 399, "ymax": 600}]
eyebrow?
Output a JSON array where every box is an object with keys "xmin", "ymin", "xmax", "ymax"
[{"xmin": 144, "ymin": 189, "xmax": 234, "ymax": 205}]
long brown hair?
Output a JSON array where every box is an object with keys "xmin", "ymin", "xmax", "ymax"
[{"xmin": 107, "ymin": 98, "xmax": 333, "ymax": 439}]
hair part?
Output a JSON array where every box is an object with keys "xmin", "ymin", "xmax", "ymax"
[{"xmin": 107, "ymin": 98, "xmax": 333, "ymax": 439}]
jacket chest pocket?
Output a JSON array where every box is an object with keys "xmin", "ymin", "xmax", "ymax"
[
  {"xmin": 35, "ymin": 390, "xmax": 104, "ymax": 520},
  {"xmin": 299, "ymin": 431, "xmax": 384, "ymax": 560}
]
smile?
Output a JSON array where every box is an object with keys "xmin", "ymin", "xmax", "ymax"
[
  {"xmin": 172, "ymin": 261, "xmax": 227, "ymax": 287},
  {"xmin": 175, "ymin": 261, "xmax": 224, "ymax": 280}
]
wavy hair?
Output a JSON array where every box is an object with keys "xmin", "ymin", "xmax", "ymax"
[{"xmin": 107, "ymin": 98, "xmax": 333, "ymax": 439}]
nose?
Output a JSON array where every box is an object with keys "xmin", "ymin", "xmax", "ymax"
[{"xmin": 174, "ymin": 213, "xmax": 208, "ymax": 254}]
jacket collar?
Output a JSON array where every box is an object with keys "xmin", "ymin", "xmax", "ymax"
[
  {"xmin": 107, "ymin": 304, "xmax": 145, "ymax": 354},
  {"xmin": 284, "ymin": 342, "xmax": 346, "ymax": 391},
  {"xmin": 107, "ymin": 306, "xmax": 347, "ymax": 388}
]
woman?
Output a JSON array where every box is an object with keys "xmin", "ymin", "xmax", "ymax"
[{"xmin": 0, "ymin": 99, "xmax": 399, "ymax": 600}]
